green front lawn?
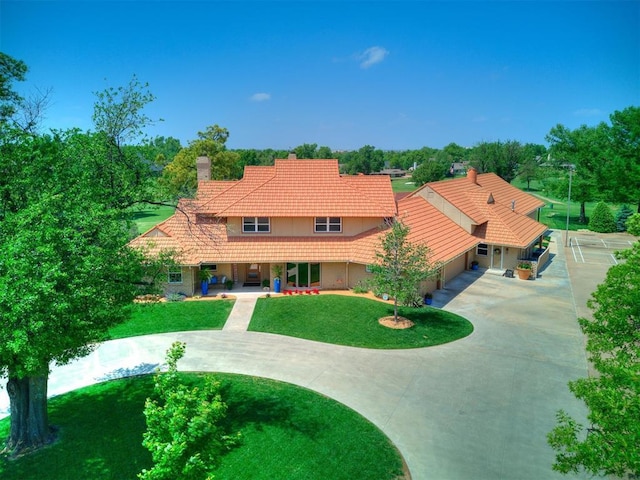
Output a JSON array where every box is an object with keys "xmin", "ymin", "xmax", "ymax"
[
  {"xmin": 0, "ymin": 374, "xmax": 404, "ymax": 480},
  {"xmin": 108, "ymin": 300, "xmax": 234, "ymax": 340},
  {"xmin": 249, "ymin": 294, "xmax": 473, "ymax": 348}
]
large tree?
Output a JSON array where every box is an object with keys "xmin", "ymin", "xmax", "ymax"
[
  {"xmin": 411, "ymin": 159, "xmax": 448, "ymax": 186},
  {"xmin": 468, "ymin": 140, "xmax": 523, "ymax": 183},
  {"xmin": 0, "ymin": 52, "xmax": 27, "ymax": 126},
  {"xmin": 606, "ymin": 106, "xmax": 640, "ymax": 212},
  {"xmin": 0, "ymin": 73, "xmax": 158, "ymax": 456},
  {"xmin": 548, "ymin": 241, "xmax": 640, "ymax": 476},
  {"xmin": 370, "ymin": 219, "xmax": 439, "ymax": 323},
  {"xmin": 546, "ymin": 123, "xmax": 609, "ymax": 224},
  {"xmin": 161, "ymin": 125, "xmax": 239, "ymax": 197}
]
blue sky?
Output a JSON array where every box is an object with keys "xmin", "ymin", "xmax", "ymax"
[{"xmin": 2, "ymin": 1, "xmax": 638, "ymax": 150}]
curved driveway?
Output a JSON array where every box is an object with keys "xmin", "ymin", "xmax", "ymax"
[{"xmin": 1, "ymin": 231, "xmax": 591, "ymax": 479}]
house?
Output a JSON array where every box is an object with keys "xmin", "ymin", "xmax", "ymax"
[
  {"xmin": 131, "ymin": 155, "xmax": 396, "ymax": 295},
  {"xmin": 130, "ymin": 158, "xmax": 549, "ymax": 296},
  {"xmin": 407, "ymin": 167, "xmax": 549, "ymax": 276}
]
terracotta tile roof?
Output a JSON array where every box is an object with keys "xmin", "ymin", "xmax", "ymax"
[
  {"xmin": 412, "ymin": 171, "xmax": 547, "ymax": 248},
  {"xmin": 196, "ymin": 159, "xmax": 397, "ymax": 218},
  {"xmin": 425, "ymin": 173, "xmax": 544, "ymax": 221},
  {"xmin": 397, "ymin": 196, "xmax": 479, "ymax": 263},
  {"xmin": 134, "ymin": 162, "xmax": 555, "ymax": 267},
  {"xmin": 471, "ymin": 201, "xmax": 548, "ymax": 248}
]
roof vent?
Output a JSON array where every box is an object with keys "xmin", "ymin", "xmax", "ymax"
[
  {"xmin": 487, "ymin": 193, "xmax": 495, "ymax": 204},
  {"xmin": 511, "ymin": 200, "xmax": 516, "ymax": 211}
]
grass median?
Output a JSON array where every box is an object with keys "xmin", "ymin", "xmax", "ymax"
[
  {"xmin": 249, "ymin": 294, "xmax": 473, "ymax": 348},
  {"xmin": 107, "ymin": 299, "xmax": 234, "ymax": 340}
]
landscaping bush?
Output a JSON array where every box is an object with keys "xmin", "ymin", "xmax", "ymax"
[
  {"xmin": 588, "ymin": 201, "xmax": 616, "ymax": 233},
  {"xmin": 627, "ymin": 213, "xmax": 640, "ymax": 236},
  {"xmin": 615, "ymin": 204, "xmax": 634, "ymax": 232}
]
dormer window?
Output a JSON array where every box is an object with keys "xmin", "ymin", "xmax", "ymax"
[
  {"xmin": 243, "ymin": 217, "xmax": 270, "ymax": 233},
  {"xmin": 315, "ymin": 217, "xmax": 342, "ymax": 233}
]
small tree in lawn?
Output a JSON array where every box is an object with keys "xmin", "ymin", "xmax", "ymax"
[
  {"xmin": 139, "ymin": 342, "xmax": 240, "ymax": 480},
  {"xmin": 370, "ymin": 218, "xmax": 439, "ymax": 323}
]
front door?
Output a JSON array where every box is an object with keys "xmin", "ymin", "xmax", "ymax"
[{"xmin": 247, "ymin": 264, "xmax": 261, "ymax": 284}]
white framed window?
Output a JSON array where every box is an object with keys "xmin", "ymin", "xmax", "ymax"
[
  {"xmin": 477, "ymin": 243, "xmax": 488, "ymax": 256},
  {"xmin": 315, "ymin": 217, "xmax": 342, "ymax": 233},
  {"xmin": 168, "ymin": 267, "xmax": 183, "ymax": 284},
  {"xmin": 243, "ymin": 217, "xmax": 270, "ymax": 233}
]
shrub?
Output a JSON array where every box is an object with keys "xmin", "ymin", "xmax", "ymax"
[
  {"xmin": 627, "ymin": 213, "xmax": 640, "ymax": 236},
  {"xmin": 588, "ymin": 201, "xmax": 616, "ymax": 233},
  {"xmin": 352, "ymin": 280, "xmax": 370, "ymax": 294},
  {"xmin": 166, "ymin": 292, "xmax": 186, "ymax": 302},
  {"xmin": 615, "ymin": 204, "xmax": 634, "ymax": 232}
]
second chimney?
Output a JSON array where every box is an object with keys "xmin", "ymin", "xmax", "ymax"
[
  {"xmin": 196, "ymin": 156, "xmax": 211, "ymax": 181},
  {"xmin": 467, "ymin": 167, "xmax": 478, "ymax": 184}
]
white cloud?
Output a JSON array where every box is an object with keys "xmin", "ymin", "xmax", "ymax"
[
  {"xmin": 250, "ymin": 93, "xmax": 271, "ymax": 102},
  {"xmin": 358, "ymin": 46, "xmax": 389, "ymax": 69}
]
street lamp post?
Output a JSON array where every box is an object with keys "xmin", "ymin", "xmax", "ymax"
[{"xmin": 564, "ymin": 164, "xmax": 574, "ymax": 247}]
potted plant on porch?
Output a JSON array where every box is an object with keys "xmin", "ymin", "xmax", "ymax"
[
  {"xmin": 198, "ymin": 269, "xmax": 212, "ymax": 295},
  {"xmin": 515, "ymin": 262, "xmax": 532, "ymax": 280},
  {"xmin": 272, "ymin": 264, "xmax": 283, "ymax": 293},
  {"xmin": 424, "ymin": 292, "xmax": 433, "ymax": 305}
]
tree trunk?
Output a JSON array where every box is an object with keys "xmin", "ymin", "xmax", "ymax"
[
  {"xmin": 394, "ymin": 298, "xmax": 399, "ymax": 323},
  {"xmin": 5, "ymin": 374, "xmax": 55, "ymax": 456},
  {"xmin": 579, "ymin": 202, "xmax": 587, "ymax": 224}
]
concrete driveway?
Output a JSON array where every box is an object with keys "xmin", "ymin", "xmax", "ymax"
[{"xmin": 1, "ymin": 230, "xmax": 597, "ymax": 479}]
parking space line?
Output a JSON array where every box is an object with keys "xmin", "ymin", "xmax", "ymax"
[
  {"xmin": 610, "ymin": 254, "xmax": 618, "ymax": 265},
  {"xmin": 574, "ymin": 238, "xmax": 585, "ymax": 263}
]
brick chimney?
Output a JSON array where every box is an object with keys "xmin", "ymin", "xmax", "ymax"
[
  {"xmin": 196, "ymin": 156, "xmax": 211, "ymax": 181},
  {"xmin": 467, "ymin": 167, "xmax": 478, "ymax": 184},
  {"xmin": 288, "ymin": 152, "xmax": 297, "ymax": 159}
]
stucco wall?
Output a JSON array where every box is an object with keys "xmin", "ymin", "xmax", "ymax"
[
  {"xmin": 226, "ymin": 216, "xmax": 385, "ymax": 237},
  {"xmin": 321, "ymin": 262, "xmax": 349, "ymax": 289}
]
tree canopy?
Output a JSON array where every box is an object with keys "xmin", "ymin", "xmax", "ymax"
[
  {"xmin": 370, "ymin": 219, "xmax": 440, "ymax": 322},
  {"xmin": 0, "ymin": 65, "xmax": 159, "ymax": 455},
  {"xmin": 161, "ymin": 125, "xmax": 239, "ymax": 198}
]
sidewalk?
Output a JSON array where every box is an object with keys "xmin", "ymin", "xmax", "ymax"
[{"xmin": 222, "ymin": 292, "xmax": 261, "ymax": 331}]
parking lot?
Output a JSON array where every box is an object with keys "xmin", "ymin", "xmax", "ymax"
[{"xmin": 569, "ymin": 233, "xmax": 635, "ymax": 265}]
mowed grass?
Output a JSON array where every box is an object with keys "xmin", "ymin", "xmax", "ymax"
[
  {"xmin": 391, "ymin": 177, "xmax": 417, "ymax": 193},
  {"xmin": 0, "ymin": 374, "xmax": 404, "ymax": 480},
  {"xmin": 511, "ymin": 177, "xmax": 627, "ymax": 231},
  {"xmin": 249, "ymin": 294, "xmax": 473, "ymax": 348},
  {"xmin": 108, "ymin": 300, "xmax": 234, "ymax": 340},
  {"xmin": 131, "ymin": 204, "xmax": 175, "ymax": 233}
]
